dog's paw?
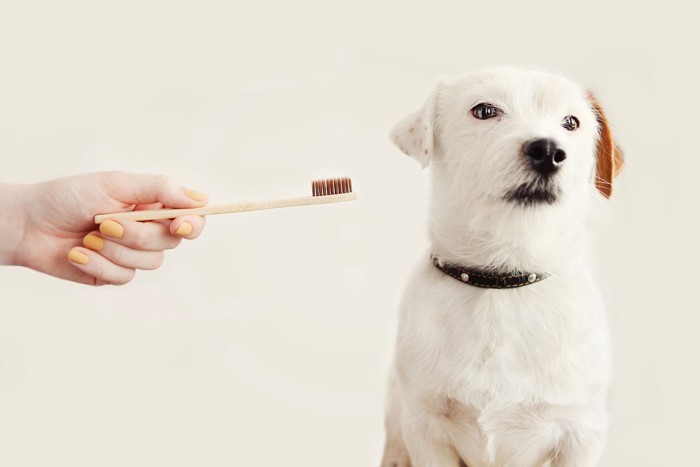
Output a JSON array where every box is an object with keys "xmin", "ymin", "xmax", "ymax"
[
  {"xmin": 380, "ymin": 446, "xmax": 412, "ymax": 467},
  {"xmin": 380, "ymin": 458, "xmax": 412, "ymax": 467}
]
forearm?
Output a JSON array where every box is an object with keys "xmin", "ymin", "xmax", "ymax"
[{"xmin": 0, "ymin": 183, "xmax": 29, "ymax": 266}]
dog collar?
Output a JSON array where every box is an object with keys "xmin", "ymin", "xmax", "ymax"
[{"xmin": 431, "ymin": 255, "xmax": 549, "ymax": 289}]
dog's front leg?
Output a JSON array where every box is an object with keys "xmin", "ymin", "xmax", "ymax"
[
  {"xmin": 551, "ymin": 440, "xmax": 605, "ymax": 467},
  {"xmin": 380, "ymin": 373, "xmax": 412, "ymax": 467},
  {"xmin": 401, "ymin": 409, "xmax": 462, "ymax": 467},
  {"xmin": 551, "ymin": 418, "xmax": 607, "ymax": 467}
]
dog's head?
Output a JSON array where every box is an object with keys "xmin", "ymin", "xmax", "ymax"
[{"xmin": 390, "ymin": 68, "xmax": 623, "ymax": 267}]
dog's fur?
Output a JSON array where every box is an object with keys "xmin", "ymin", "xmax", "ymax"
[{"xmin": 381, "ymin": 68, "xmax": 623, "ymax": 467}]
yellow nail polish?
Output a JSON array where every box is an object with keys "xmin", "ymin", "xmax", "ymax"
[
  {"xmin": 175, "ymin": 221, "xmax": 193, "ymax": 236},
  {"xmin": 68, "ymin": 249, "xmax": 89, "ymax": 265},
  {"xmin": 83, "ymin": 233, "xmax": 104, "ymax": 251},
  {"xmin": 183, "ymin": 188, "xmax": 208, "ymax": 202},
  {"xmin": 100, "ymin": 220, "xmax": 124, "ymax": 239}
]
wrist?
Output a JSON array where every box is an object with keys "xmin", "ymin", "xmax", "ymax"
[{"xmin": 0, "ymin": 183, "xmax": 30, "ymax": 266}]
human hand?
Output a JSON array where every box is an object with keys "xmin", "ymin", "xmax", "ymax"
[{"xmin": 0, "ymin": 171, "xmax": 208, "ymax": 286}]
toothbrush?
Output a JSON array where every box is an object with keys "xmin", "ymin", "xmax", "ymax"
[{"xmin": 93, "ymin": 177, "xmax": 356, "ymax": 224}]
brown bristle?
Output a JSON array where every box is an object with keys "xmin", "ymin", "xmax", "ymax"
[{"xmin": 312, "ymin": 177, "xmax": 353, "ymax": 196}]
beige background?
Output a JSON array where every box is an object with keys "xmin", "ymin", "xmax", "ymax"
[{"xmin": 0, "ymin": 1, "xmax": 697, "ymax": 466}]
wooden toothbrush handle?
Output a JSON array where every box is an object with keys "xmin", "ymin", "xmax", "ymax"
[{"xmin": 93, "ymin": 192, "xmax": 357, "ymax": 224}]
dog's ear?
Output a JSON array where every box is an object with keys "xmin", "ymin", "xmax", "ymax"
[
  {"xmin": 389, "ymin": 82, "xmax": 444, "ymax": 168},
  {"xmin": 589, "ymin": 94, "xmax": 624, "ymax": 198}
]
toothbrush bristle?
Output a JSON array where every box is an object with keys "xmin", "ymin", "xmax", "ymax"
[{"xmin": 312, "ymin": 177, "xmax": 353, "ymax": 196}]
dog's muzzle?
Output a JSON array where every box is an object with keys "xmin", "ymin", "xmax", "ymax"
[{"xmin": 504, "ymin": 138, "xmax": 565, "ymax": 206}]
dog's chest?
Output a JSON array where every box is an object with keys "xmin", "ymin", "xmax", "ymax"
[{"xmin": 396, "ymin": 263, "xmax": 609, "ymax": 406}]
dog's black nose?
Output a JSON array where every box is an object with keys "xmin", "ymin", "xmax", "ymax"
[{"xmin": 523, "ymin": 138, "xmax": 566, "ymax": 175}]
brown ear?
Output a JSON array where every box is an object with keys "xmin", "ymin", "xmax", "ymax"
[{"xmin": 589, "ymin": 94, "xmax": 624, "ymax": 198}]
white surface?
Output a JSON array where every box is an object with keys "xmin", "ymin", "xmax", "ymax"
[{"xmin": 0, "ymin": 1, "xmax": 697, "ymax": 466}]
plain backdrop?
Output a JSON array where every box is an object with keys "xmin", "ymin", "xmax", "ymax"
[{"xmin": 0, "ymin": 1, "xmax": 697, "ymax": 466}]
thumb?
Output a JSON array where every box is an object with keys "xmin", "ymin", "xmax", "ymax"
[{"xmin": 102, "ymin": 171, "xmax": 209, "ymax": 208}]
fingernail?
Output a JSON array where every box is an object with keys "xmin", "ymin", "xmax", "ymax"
[
  {"xmin": 83, "ymin": 233, "xmax": 104, "ymax": 252},
  {"xmin": 68, "ymin": 248, "xmax": 89, "ymax": 265},
  {"xmin": 183, "ymin": 188, "xmax": 208, "ymax": 202},
  {"xmin": 175, "ymin": 221, "xmax": 193, "ymax": 237},
  {"xmin": 100, "ymin": 220, "xmax": 124, "ymax": 239}
]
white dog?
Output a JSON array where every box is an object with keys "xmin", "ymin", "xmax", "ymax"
[{"xmin": 381, "ymin": 68, "xmax": 623, "ymax": 467}]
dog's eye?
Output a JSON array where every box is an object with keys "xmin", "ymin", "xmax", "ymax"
[
  {"xmin": 561, "ymin": 115, "xmax": 579, "ymax": 131},
  {"xmin": 471, "ymin": 103, "xmax": 502, "ymax": 120}
]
